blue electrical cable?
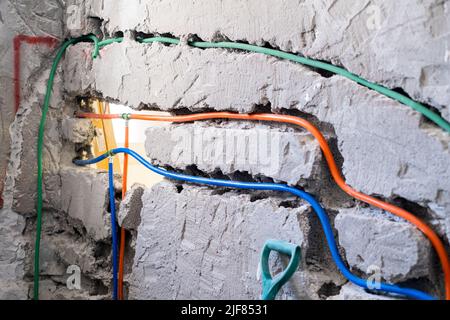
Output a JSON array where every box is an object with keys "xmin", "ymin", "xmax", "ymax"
[
  {"xmin": 108, "ymin": 157, "xmax": 119, "ymax": 300},
  {"xmin": 74, "ymin": 147, "xmax": 436, "ymax": 300}
]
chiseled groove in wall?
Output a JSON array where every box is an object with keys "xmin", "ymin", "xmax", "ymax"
[
  {"xmin": 73, "ymin": 94, "xmax": 441, "ymax": 230},
  {"xmin": 85, "ymin": 26, "xmax": 447, "ymax": 131},
  {"xmin": 71, "ymin": 92, "xmax": 444, "ymax": 244}
]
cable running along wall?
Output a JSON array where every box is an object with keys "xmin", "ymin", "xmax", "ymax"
[
  {"xmin": 33, "ymin": 34, "xmax": 450, "ymax": 300},
  {"xmin": 74, "ymin": 148, "xmax": 436, "ymax": 300}
]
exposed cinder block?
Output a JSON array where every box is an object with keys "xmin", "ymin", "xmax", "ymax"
[
  {"xmin": 61, "ymin": 118, "xmax": 95, "ymax": 144},
  {"xmin": 2, "ymin": 0, "xmax": 446, "ymax": 301},
  {"xmin": 60, "ymin": 167, "xmax": 112, "ymax": 241},
  {"xmin": 0, "ymin": 0, "xmax": 88, "ymax": 301},
  {"xmin": 78, "ymin": 0, "xmax": 450, "ymax": 120},
  {"xmin": 145, "ymin": 122, "xmax": 321, "ymax": 185},
  {"xmin": 65, "ymin": 41, "xmax": 450, "ymax": 241},
  {"xmin": 129, "ymin": 181, "xmax": 336, "ymax": 300},
  {"xmin": 118, "ymin": 183, "xmax": 145, "ymax": 231},
  {"xmin": 335, "ymin": 207, "xmax": 431, "ymax": 282},
  {"xmin": 328, "ymin": 283, "xmax": 397, "ymax": 300}
]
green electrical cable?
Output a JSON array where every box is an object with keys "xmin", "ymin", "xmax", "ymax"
[
  {"xmin": 97, "ymin": 35, "xmax": 450, "ymax": 133},
  {"xmin": 34, "ymin": 34, "xmax": 98, "ymax": 300},
  {"xmin": 35, "ymin": 33, "xmax": 450, "ymax": 299},
  {"xmin": 192, "ymin": 41, "xmax": 450, "ymax": 132}
]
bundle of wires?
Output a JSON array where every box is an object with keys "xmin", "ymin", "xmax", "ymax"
[
  {"xmin": 78, "ymin": 111, "xmax": 450, "ymax": 300},
  {"xmin": 74, "ymin": 148, "xmax": 436, "ymax": 300},
  {"xmin": 34, "ymin": 34, "xmax": 450, "ymax": 300}
]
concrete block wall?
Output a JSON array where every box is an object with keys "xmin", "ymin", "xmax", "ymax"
[
  {"xmin": 80, "ymin": 0, "xmax": 450, "ymax": 120},
  {"xmin": 61, "ymin": 0, "xmax": 450, "ymax": 299},
  {"xmin": 63, "ymin": 22, "xmax": 450, "ymax": 241},
  {"xmin": 0, "ymin": 0, "xmax": 449, "ymax": 300}
]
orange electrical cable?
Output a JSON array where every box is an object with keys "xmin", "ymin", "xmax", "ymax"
[
  {"xmin": 78, "ymin": 111, "xmax": 450, "ymax": 299},
  {"xmin": 118, "ymin": 121, "xmax": 129, "ymax": 300}
]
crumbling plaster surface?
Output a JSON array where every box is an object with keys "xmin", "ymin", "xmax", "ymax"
[
  {"xmin": 0, "ymin": 0, "xmax": 66, "ymax": 300},
  {"xmin": 127, "ymin": 180, "xmax": 437, "ymax": 299},
  {"xmin": 77, "ymin": 0, "xmax": 450, "ymax": 121},
  {"xmin": 0, "ymin": 1, "xmax": 64, "ymax": 204},
  {"xmin": 0, "ymin": 0, "xmax": 64, "ymax": 206},
  {"xmin": 60, "ymin": 167, "xmax": 112, "ymax": 241},
  {"xmin": 118, "ymin": 183, "xmax": 145, "ymax": 232},
  {"xmin": 0, "ymin": 0, "xmax": 116, "ymax": 300},
  {"xmin": 0, "ymin": 209, "xmax": 27, "ymax": 299},
  {"xmin": 335, "ymin": 207, "xmax": 432, "ymax": 283},
  {"xmin": 31, "ymin": 207, "xmax": 113, "ymax": 300}
]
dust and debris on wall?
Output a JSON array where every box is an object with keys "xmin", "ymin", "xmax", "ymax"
[{"xmin": 0, "ymin": 0, "xmax": 449, "ymax": 302}]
